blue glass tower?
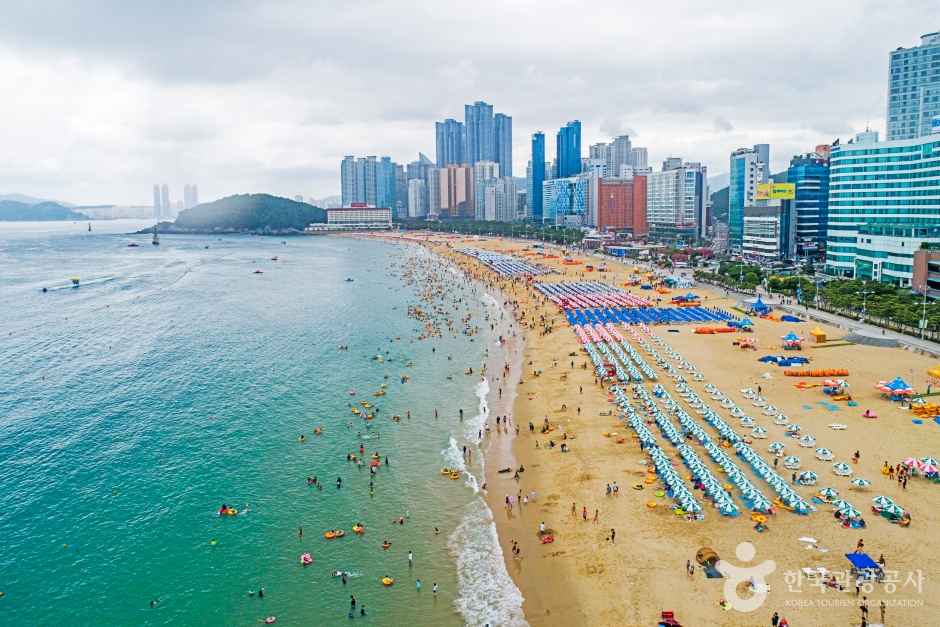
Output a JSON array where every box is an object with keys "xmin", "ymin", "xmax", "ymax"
[
  {"xmin": 556, "ymin": 120, "xmax": 581, "ymax": 178},
  {"xmin": 530, "ymin": 132, "xmax": 545, "ymax": 221},
  {"xmin": 787, "ymin": 154, "xmax": 830, "ymax": 258}
]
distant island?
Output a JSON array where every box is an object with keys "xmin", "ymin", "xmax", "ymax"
[
  {"xmin": 144, "ymin": 193, "xmax": 327, "ymax": 235},
  {"xmin": 0, "ymin": 200, "xmax": 88, "ymax": 221}
]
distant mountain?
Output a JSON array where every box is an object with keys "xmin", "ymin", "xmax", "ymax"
[
  {"xmin": 0, "ymin": 200, "xmax": 88, "ymax": 221},
  {"xmin": 310, "ymin": 195, "xmax": 342, "ymax": 209},
  {"xmin": 709, "ymin": 170, "xmax": 788, "ymax": 223},
  {"xmin": 0, "ymin": 193, "xmax": 74, "ymax": 206},
  {"xmin": 153, "ymin": 193, "xmax": 326, "ymax": 234}
]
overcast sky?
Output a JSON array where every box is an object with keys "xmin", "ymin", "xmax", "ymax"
[{"xmin": 1, "ymin": 1, "xmax": 936, "ymax": 205}]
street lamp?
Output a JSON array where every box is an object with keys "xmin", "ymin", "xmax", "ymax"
[{"xmin": 857, "ymin": 287, "xmax": 874, "ymax": 323}]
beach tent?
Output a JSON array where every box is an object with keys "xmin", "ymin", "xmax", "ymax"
[
  {"xmin": 845, "ymin": 552, "xmax": 884, "ymax": 581},
  {"xmin": 810, "ymin": 327, "xmax": 827, "ymax": 343}
]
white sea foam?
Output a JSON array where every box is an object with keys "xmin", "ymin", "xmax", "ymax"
[{"xmin": 449, "ymin": 499, "xmax": 527, "ymax": 627}]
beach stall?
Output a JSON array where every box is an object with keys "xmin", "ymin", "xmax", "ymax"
[
  {"xmin": 781, "ymin": 332, "xmax": 804, "ymax": 351},
  {"xmin": 845, "ymin": 552, "xmax": 884, "ymax": 582},
  {"xmin": 810, "ymin": 327, "xmax": 828, "ymax": 343},
  {"xmin": 875, "ymin": 376, "xmax": 915, "ymax": 401}
]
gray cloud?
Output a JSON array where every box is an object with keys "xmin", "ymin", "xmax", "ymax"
[{"xmin": 0, "ymin": 0, "xmax": 936, "ymax": 203}]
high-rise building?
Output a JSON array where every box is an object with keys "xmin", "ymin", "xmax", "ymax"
[
  {"xmin": 407, "ymin": 178, "xmax": 427, "ymax": 218},
  {"xmin": 435, "ymin": 119, "xmax": 466, "ymax": 167},
  {"xmin": 589, "ymin": 142, "xmax": 609, "ymax": 161},
  {"xmin": 160, "ymin": 184, "xmax": 170, "ymax": 219},
  {"xmin": 631, "ymin": 147, "xmax": 648, "ymax": 170},
  {"xmin": 787, "ymin": 152, "xmax": 830, "ymax": 258},
  {"xmin": 152, "ymin": 185, "xmax": 161, "ymax": 219},
  {"xmin": 728, "ymin": 144, "xmax": 770, "ymax": 250},
  {"xmin": 743, "ymin": 203, "xmax": 796, "ymax": 262},
  {"xmin": 376, "ymin": 156, "xmax": 396, "ymax": 214},
  {"xmin": 825, "ymin": 128, "xmax": 940, "ymax": 285},
  {"xmin": 646, "ymin": 160, "xmax": 707, "ymax": 243},
  {"xmin": 542, "ymin": 176, "xmax": 588, "ymax": 225},
  {"xmin": 887, "ymin": 31, "xmax": 940, "ymax": 141},
  {"xmin": 472, "ymin": 161, "xmax": 500, "ymax": 220},
  {"xmin": 465, "ymin": 101, "xmax": 495, "ymax": 165},
  {"xmin": 427, "ymin": 167, "xmax": 442, "ymax": 218},
  {"xmin": 182, "ymin": 184, "xmax": 200, "ymax": 210},
  {"xmin": 482, "ymin": 177, "xmax": 517, "ymax": 222},
  {"xmin": 439, "ymin": 165, "xmax": 473, "ymax": 218},
  {"xmin": 529, "ymin": 132, "xmax": 546, "ymax": 221},
  {"xmin": 556, "ymin": 121, "xmax": 582, "ymax": 178},
  {"xmin": 341, "ymin": 156, "xmax": 358, "ymax": 206},
  {"xmin": 597, "ymin": 176, "xmax": 647, "ymax": 236},
  {"xmin": 606, "ymin": 135, "xmax": 631, "ymax": 179},
  {"xmin": 494, "ymin": 113, "xmax": 513, "ymax": 177}
]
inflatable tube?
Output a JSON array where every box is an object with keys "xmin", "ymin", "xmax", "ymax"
[
  {"xmin": 324, "ymin": 531, "xmax": 335, "ymax": 539},
  {"xmin": 352, "ymin": 525, "xmax": 365, "ymax": 534},
  {"xmin": 539, "ymin": 535, "xmax": 554, "ymax": 544},
  {"xmin": 382, "ymin": 541, "xmax": 391, "ymax": 550},
  {"xmin": 646, "ymin": 501, "xmax": 657, "ymax": 509},
  {"xmin": 382, "ymin": 577, "xmax": 394, "ymax": 586}
]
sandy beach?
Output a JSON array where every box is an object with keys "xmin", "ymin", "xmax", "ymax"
[{"xmin": 373, "ymin": 231, "xmax": 940, "ymax": 627}]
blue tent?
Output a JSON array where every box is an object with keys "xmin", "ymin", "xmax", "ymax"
[
  {"xmin": 845, "ymin": 552, "xmax": 883, "ymax": 580},
  {"xmin": 886, "ymin": 376, "xmax": 911, "ymax": 391},
  {"xmin": 782, "ymin": 332, "xmax": 801, "ymax": 342}
]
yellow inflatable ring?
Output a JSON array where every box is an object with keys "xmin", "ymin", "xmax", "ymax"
[
  {"xmin": 646, "ymin": 501, "xmax": 657, "ymax": 509},
  {"xmin": 324, "ymin": 531, "xmax": 335, "ymax": 539},
  {"xmin": 382, "ymin": 577, "xmax": 394, "ymax": 586}
]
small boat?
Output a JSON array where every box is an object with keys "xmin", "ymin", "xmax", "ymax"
[
  {"xmin": 69, "ymin": 276, "xmax": 81, "ymax": 287},
  {"xmin": 127, "ymin": 242, "xmax": 140, "ymax": 248},
  {"xmin": 253, "ymin": 269, "xmax": 264, "ymax": 274},
  {"xmin": 345, "ymin": 277, "xmax": 354, "ymax": 282},
  {"xmin": 152, "ymin": 225, "xmax": 160, "ymax": 246},
  {"xmin": 271, "ymin": 256, "xmax": 279, "ymax": 261},
  {"xmin": 87, "ymin": 223, "xmax": 92, "ymax": 232}
]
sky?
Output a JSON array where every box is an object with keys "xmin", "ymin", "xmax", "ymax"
[{"xmin": 0, "ymin": 0, "xmax": 936, "ymax": 206}]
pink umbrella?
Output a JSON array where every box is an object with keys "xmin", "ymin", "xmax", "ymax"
[
  {"xmin": 902, "ymin": 457, "xmax": 918, "ymax": 467},
  {"xmin": 921, "ymin": 464, "xmax": 939, "ymax": 474}
]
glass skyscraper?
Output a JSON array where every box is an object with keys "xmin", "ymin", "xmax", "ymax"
[
  {"xmin": 887, "ymin": 31, "xmax": 940, "ymax": 141},
  {"xmin": 825, "ymin": 129, "xmax": 940, "ymax": 285},
  {"xmin": 465, "ymin": 101, "xmax": 495, "ymax": 165},
  {"xmin": 435, "ymin": 119, "xmax": 466, "ymax": 167},
  {"xmin": 787, "ymin": 153, "xmax": 830, "ymax": 258},
  {"xmin": 494, "ymin": 113, "xmax": 512, "ymax": 177},
  {"xmin": 530, "ymin": 132, "xmax": 545, "ymax": 221},
  {"xmin": 556, "ymin": 121, "xmax": 582, "ymax": 178}
]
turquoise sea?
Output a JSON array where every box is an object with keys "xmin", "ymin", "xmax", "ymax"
[{"xmin": 0, "ymin": 221, "xmax": 524, "ymax": 626}]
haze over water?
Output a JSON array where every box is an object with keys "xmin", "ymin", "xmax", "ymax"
[{"xmin": 0, "ymin": 221, "xmax": 522, "ymax": 626}]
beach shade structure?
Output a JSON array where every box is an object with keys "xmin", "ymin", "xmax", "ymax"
[
  {"xmin": 841, "ymin": 507, "xmax": 862, "ymax": 519},
  {"xmin": 875, "ymin": 376, "xmax": 915, "ymax": 399},
  {"xmin": 768, "ymin": 441, "xmax": 785, "ymax": 454},
  {"xmin": 785, "ymin": 423, "xmax": 801, "ymax": 435},
  {"xmin": 696, "ymin": 547, "xmax": 719, "ymax": 567},
  {"xmin": 833, "ymin": 462, "xmax": 853, "ymax": 476},
  {"xmin": 750, "ymin": 426, "xmax": 768, "ymax": 439},
  {"xmin": 783, "ymin": 455, "xmax": 801, "ymax": 469},
  {"xmin": 815, "ymin": 447, "xmax": 834, "ymax": 461},
  {"xmin": 819, "ymin": 487, "xmax": 839, "ymax": 500},
  {"xmin": 921, "ymin": 464, "xmax": 939, "ymax": 475},
  {"xmin": 799, "ymin": 434, "xmax": 816, "ymax": 448},
  {"xmin": 920, "ymin": 456, "xmax": 940, "ymax": 468},
  {"xmin": 797, "ymin": 471, "xmax": 818, "ymax": 486},
  {"xmin": 845, "ymin": 552, "xmax": 884, "ymax": 581},
  {"xmin": 810, "ymin": 327, "xmax": 827, "ymax": 343},
  {"xmin": 851, "ymin": 478, "xmax": 871, "ymax": 489},
  {"xmin": 879, "ymin": 503, "xmax": 905, "ymax": 518},
  {"xmin": 831, "ymin": 499, "xmax": 853, "ymax": 511},
  {"xmin": 871, "ymin": 495, "xmax": 894, "ymax": 510},
  {"xmin": 901, "ymin": 457, "xmax": 919, "ymax": 468}
]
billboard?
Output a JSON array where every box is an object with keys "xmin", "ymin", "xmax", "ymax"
[{"xmin": 756, "ymin": 182, "xmax": 795, "ymax": 200}]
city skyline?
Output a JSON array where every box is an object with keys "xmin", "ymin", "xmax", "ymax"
[{"xmin": 0, "ymin": 2, "xmax": 936, "ymax": 204}]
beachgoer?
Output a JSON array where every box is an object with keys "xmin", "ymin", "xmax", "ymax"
[
  {"xmin": 432, "ymin": 583, "xmax": 438, "ymax": 595},
  {"xmin": 771, "ymin": 611, "xmax": 779, "ymax": 626},
  {"xmin": 408, "ymin": 551, "xmax": 414, "ymax": 567},
  {"xmin": 416, "ymin": 579, "xmax": 422, "ymax": 592},
  {"xmin": 610, "ymin": 528, "xmax": 616, "ymax": 543}
]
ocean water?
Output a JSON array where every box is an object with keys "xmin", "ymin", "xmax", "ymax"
[{"xmin": 0, "ymin": 221, "xmax": 524, "ymax": 626}]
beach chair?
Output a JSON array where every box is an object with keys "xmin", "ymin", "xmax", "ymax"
[{"xmin": 658, "ymin": 610, "xmax": 682, "ymax": 626}]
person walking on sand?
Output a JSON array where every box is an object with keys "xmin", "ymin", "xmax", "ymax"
[
  {"xmin": 771, "ymin": 611, "xmax": 779, "ymax": 626},
  {"xmin": 610, "ymin": 528, "xmax": 616, "ymax": 543},
  {"xmin": 582, "ymin": 506, "xmax": 588, "ymax": 521},
  {"xmin": 593, "ymin": 509, "xmax": 599, "ymax": 524}
]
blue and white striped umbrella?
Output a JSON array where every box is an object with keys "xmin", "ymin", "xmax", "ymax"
[
  {"xmin": 851, "ymin": 478, "xmax": 871, "ymax": 488},
  {"xmin": 833, "ymin": 462, "xmax": 853, "ymax": 476},
  {"xmin": 815, "ymin": 448, "xmax": 834, "ymax": 461},
  {"xmin": 872, "ymin": 495, "xmax": 894, "ymax": 509},
  {"xmin": 819, "ymin": 487, "xmax": 839, "ymax": 500},
  {"xmin": 768, "ymin": 441, "xmax": 786, "ymax": 454}
]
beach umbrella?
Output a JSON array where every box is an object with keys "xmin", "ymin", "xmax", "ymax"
[
  {"xmin": 797, "ymin": 471, "xmax": 818, "ymax": 485},
  {"xmin": 841, "ymin": 507, "xmax": 862, "ymax": 519},
  {"xmin": 921, "ymin": 464, "xmax": 939, "ymax": 475},
  {"xmin": 785, "ymin": 423, "xmax": 801, "ymax": 434},
  {"xmin": 851, "ymin": 478, "xmax": 871, "ymax": 489},
  {"xmin": 830, "ymin": 499, "xmax": 853, "ymax": 511},
  {"xmin": 815, "ymin": 448, "xmax": 834, "ymax": 461},
  {"xmin": 783, "ymin": 456, "xmax": 801, "ymax": 469},
  {"xmin": 901, "ymin": 457, "xmax": 918, "ymax": 467},
  {"xmin": 799, "ymin": 434, "xmax": 816, "ymax": 447},
  {"xmin": 919, "ymin": 456, "xmax": 939, "ymax": 467},
  {"xmin": 751, "ymin": 426, "xmax": 768, "ymax": 439},
  {"xmin": 833, "ymin": 462, "xmax": 853, "ymax": 476},
  {"xmin": 768, "ymin": 441, "xmax": 786, "ymax": 454},
  {"xmin": 819, "ymin": 487, "xmax": 839, "ymax": 500},
  {"xmin": 880, "ymin": 503, "xmax": 904, "ymax": 517},
  {"xmin": 871, "ymin": 495, "xmax": 894, "ymax": 509}
]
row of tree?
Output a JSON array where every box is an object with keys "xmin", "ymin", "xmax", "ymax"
[{"xmin": 395, "ymin": 219, "xmax": 585, "ymax": 245}]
